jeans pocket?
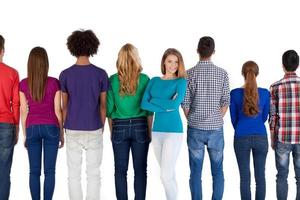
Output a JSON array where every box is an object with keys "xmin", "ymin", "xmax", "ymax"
[
  {"xmin": 26, "ymin": 127, "xmax": 34, "ymax": 141},
  {"xmin": 208, "ymin": 133, "xmax": 224, "ymax": 151},
  {"xmin": 112, "ymin": 127, "xmax": 126, "ymax": 144},
  {"xmin": 187, "ymin": 134, "xmax": 204, "ymax": 150},
  {"xmin": 0, "ymin": 128, "xmax": 14, "ymax": 149},
  {"xmin": 46, "ymin": 126, "xmax": 60, "ymax": 138},
  {"xmin": 134, "ymin": 127, "xmax": 149, "ymax": 143}
]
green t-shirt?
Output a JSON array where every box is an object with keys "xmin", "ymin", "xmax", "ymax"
[{"xmin": 106, "ymin": 73, "xmax": 152, "ymax": 119}]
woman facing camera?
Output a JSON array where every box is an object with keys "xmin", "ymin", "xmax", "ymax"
[
  {"xmin": 141, "ymin": 48, "xmax": 187, "ymax": 200},
  {"xmin": 230, "ymin": 61, "xmax": 270, "ymax": 200},
  {"xmin": 20, "ymin": 47, "xmax": 64, "ymax": 200},
  {"xmin": 107, "ymin": 43, "xmax": 153, "ymax": 200}
]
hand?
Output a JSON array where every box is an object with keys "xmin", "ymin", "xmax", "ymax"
[
  {"xmin": 148, "ymin": 130, "xmax": 152, "ymax": 142},
  {"xmin": 14, "ymin": 125, "xmax": 19, "ymax": 145},
  {"xmin": 59, "ymin": 131, "xmax": 64, "ymax": 148},
  {"xmin": 271, "ymin": 140, "xmax": 275, "ymax": 150},
  {"xmin": 23, "ymin": 137, "xmax": 27, "ymax": 148}
]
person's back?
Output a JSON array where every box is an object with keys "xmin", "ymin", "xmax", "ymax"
[
  {"xmin": 230, "ymin": 61, "xmax": 269, "ymax": 200},
  {"xmin": 0, "ymin": 34, "xmax": 19, "ymax": 200},
  {"xmin": 106, "ymin": 43, "xmax": 152, "ymax": 200},
  {"xmin": 182, "ymin": 36, "xmax": 230, "ymax": 200},
  {"xmin": 60, "ymin": 29, "xmax": 109, "ymax": 200},
  {"xmin": 60, "ymin": 64, "xmax": 108, "ymax": 130},
  {"xmin": 185, "ymin": 61, "xmax": 228, "ymax": 129},
  {"xmin": 230, "ymin": 87, "xmax": 269, "ymax": 137},
  {"xmin": 269, "ymin": 50, "xmax": 300, "ymax": 200}
]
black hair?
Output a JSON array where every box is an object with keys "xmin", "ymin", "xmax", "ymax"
[
  {"xmin": 67, "ymin": 29, "xmax": 100, "ymax": 57},
  {"xmin": 197, "ymin": 36, "xmax": 215, "ymax": 58},
  {"xmin": 282, "ymin": 50, "xmax": 299, "ymax": 72},
  {"xmin": 0, "ymin": 35, "xmax": 5, "ymax": 51}
]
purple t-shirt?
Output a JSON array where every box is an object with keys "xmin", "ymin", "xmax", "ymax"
[
  {"xmin": 19, "ymin": 77, "xmax": 60, "ymax": 128},
  {"xmin": 59, "ymin": 64, "xmax": 109, "ymax": 130}
]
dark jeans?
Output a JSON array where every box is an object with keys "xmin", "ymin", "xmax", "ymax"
[
  {"xmin": 26, "ymin": 125, "xmax": 59, "ymax": 200},
  {"xmin": 234, "ymin": 135, "xmax": 268, "ymax": 200},
  {"xmin": 0, "ymin": 123, "xmax": 15, "ymax": 200},
  {"xmin": 112, "ymin": 117, "xmax": 150, "ymax": 200},
  {"xmin": 275, "ymin": 141, "xmax": 300, "ymax": 200},
  {"xmin": 187, "ymin": 126, "xmax": 224, "ymax": 200}
]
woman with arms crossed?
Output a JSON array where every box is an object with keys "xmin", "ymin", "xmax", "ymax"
[{"xmin": 141, "ymin": 48, "xmax": 187, "ymax": 200}]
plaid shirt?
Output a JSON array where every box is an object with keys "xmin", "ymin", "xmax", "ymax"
[
  {"xmin": 269, "ymin": 72, "xmax": 300, "ymax": 144},
  {"xmin": 181, "ymin": 60, "xmax": 230, "ymax": 130}
]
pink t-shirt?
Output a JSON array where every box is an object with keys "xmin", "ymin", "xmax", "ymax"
[{"xmin": 19, "ymin": 77, "xmax": 60, "ymax": 128}]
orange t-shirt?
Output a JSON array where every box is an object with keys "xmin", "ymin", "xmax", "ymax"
[{"xmin": 0, "ymin": 62, "xmax": 20, "ymax": 124}]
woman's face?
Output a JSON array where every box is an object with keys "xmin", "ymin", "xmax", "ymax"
[{"xmin": 164, "ymin": 54, "xmax": 179, "ymax": 75}]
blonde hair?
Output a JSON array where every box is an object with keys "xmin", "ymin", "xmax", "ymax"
[
  {"xmin": 161, "ymin": 48, "xmax": 186, "ymax": 78},
  {"xmin": 116, "ymin": 43, "xmax": 142, "ymax": 96},
  {"xmin": 242, "ymin": 61, "xmax": 259, "ymax": 116}
]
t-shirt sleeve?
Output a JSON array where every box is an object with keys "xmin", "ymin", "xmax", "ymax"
[
  {"xmin": 19, "ymin": 80, "xmax": 26, "ymax": 93},
  {"xmin": 100, "ymin": 70, "xmax": 110, "ymax": 92},
  {"xmin": 53, "ymin": 78, "xmax": 61, "ymax": 93},
  {"xmin": 59, "ymin": 71, "xmax": 67, "ymax": 93}
]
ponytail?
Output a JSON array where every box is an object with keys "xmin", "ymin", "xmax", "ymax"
[{"xmin": 242, "ymin": 61, "xmax": 259, "ymax": 116}]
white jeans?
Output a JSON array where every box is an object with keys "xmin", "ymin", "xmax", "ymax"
[
  {"xmin": 152, "ymin": 132, "xmax": 183, "ymax": 200},
  {"xmin": 66, "ymin": 129, "xmax": 103, "ymax": 200}
]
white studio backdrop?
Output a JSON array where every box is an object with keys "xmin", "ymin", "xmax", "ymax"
[{"xmin": 2, "ymin": 0, "xmax": 300, "ymax": 199}]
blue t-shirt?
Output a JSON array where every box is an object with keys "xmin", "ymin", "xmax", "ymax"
[
  {"xmin": 230, "ymin": 88, "xmax": 270, "ymax": 138},
  {"xmin": 59, "ymin": 64, "xmax": 109, "ymax": 130},
  {"xmin": 141, "ymin": 77, "xmax": 187, "ymax": 133}
]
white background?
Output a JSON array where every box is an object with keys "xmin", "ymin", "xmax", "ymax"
[{"xmin": 2, "ymin": 0, "xmax": 300, "ymax": 199}]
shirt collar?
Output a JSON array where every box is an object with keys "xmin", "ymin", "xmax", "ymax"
[
  {"xmin": 198, "ymin": 60, "xmax": 213, "ymax": 65},
  {"xmin": 284, "ymin": 72, "xmax": 297, "ymax": 78}
]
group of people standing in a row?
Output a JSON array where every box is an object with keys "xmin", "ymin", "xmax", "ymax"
[{"xmin": 0, "ymin": 29, "xmax": 299, "ymax": 200}]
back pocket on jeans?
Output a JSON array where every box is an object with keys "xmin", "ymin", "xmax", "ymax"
[
  {"xmin": 135, "ymin": 128, "xmax": 149, "ymax": 143},
  {"xmin": 112, "ymin": 128, "xmax": 126, "ymax": 144}
]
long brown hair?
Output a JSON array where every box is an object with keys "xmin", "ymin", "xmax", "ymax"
[
  {"xmin": 161, "ymin": 48, "xmax": 186, "ymax": 78},
  {"xmin": 116, "ymin": 43, "xmax": 142, "ymax": 96},
  {"xmin": 27, "ymin": 47, "xmax": 49, "ymax": 102},
  {"xmin": 242, "ymin": 61, "xmax": 259, "ymax": 116}
]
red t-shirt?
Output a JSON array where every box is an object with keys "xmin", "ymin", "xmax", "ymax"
[{"xmin": 0, "ymin": 62, "xmax": 20, "ymax": 124}]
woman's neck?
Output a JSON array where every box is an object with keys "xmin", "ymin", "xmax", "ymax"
[{"xmin": 162, "ymin": 73, "xmax": 176, "ymax": 80}]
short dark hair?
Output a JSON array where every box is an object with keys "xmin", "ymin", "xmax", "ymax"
[
  {"xmin": 67, "ymin": 29, "xmax": 100, "ymax": 57},
  {"xmin": 197, "ymin": 36, "xmax": 215, "ymax": 58},
  {"xmin": 282, "ymin": 50, "xmax": 299, "ymax": 72},
  {"xmin": 0, "ymin": 35, "xmax": 5, "ymax": 51}
]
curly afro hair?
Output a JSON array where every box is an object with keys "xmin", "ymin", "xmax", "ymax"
[{"xmin": 67, "ymin": 29, "xmax": 100, "ymax": 57}]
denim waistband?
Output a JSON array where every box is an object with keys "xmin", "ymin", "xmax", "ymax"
[{"xmin": 112, "ymin": 117, "xmax": 147, "ymax": 125}]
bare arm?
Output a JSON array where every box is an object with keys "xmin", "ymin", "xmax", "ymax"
[
  {"xmin": 183, "ymin": 108, "xmax": 189, "ymax": 119},
  {"xmin": 100, "ymin": 92, "xmax": 107, "ymax": 130},
  {"xmin": 108, "ymin": 118, "xmax": 112, "ymax": 139},
  {"xmin": 221, "ymin": 106, "xmax": 228, "ymax": 117},
  {"xmin": 61, "ymin": 92, "xmax": 68, "ymax": 127},
  {"xmin": 54, "ymin": 91, "xmax": 64, "ymax": 148},
  {"xmin": 19, "ymin": 92, "xmax": 28, "ymax": 148}
]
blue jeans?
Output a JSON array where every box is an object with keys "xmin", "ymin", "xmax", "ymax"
[
  {"xmin": 187, "ymin": 126, "xmax": 224, "ymax": 200},
  {"xmin": 112, "ymin": 117, "xmax": 150, "ymax": 200},
  {"xmin": 234, "ymin": 135, "xmax": 268, "ymax": 200},
  {"xmin": 0, "ymin": 123, "xmax": 15, "ymax": 200},
  {"xmin": 26, "ymin": 125, "xmax": 59, "ymax": 200},
  {"xmin": 275, "ymin": 141, "xmax": 300, "ymax": 200}
]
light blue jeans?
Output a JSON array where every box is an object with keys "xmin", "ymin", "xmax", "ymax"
[
  {"xmin": 187, "ymin": 126, "xmax": 224, "ymax": 200},
  {"xmin": 275, "ymin": 141, "xmax": 300, "ymax": 200}
]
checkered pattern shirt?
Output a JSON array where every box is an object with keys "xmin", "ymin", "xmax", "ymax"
[
  {"xmin": 269, "ymin": 72, "xmax": 300, "ymax": 144},
  {"xmin": 181, "ymin": 60, "xmax": 230, "ymax": 130}
]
